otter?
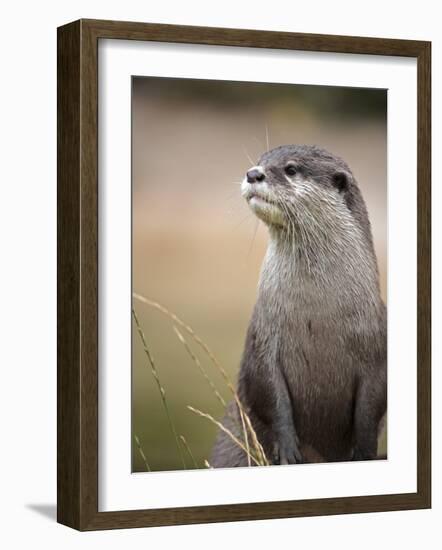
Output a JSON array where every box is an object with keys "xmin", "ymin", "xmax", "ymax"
[{"xmin": 211, "ymin": 144, "xmax": 387, "ymax": 467}]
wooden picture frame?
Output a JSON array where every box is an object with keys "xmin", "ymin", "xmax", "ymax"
[{"xmin": 57, "ymin": 18, "xmax": 431, "ymax": 530}]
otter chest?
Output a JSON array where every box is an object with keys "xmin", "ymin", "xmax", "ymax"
[{"xmin": 258, "ymin": 280, "xmax": 356, "ymax": 395}]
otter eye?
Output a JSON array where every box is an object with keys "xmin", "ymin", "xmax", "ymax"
[{"xmin": 285, "ymin": 164, "xmax": 297, "ymax": 177}]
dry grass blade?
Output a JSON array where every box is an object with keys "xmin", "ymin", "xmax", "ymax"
[
  {"xmin": 132, "ymin": 307, "xmax": 186, "ymax": 470},
  {"xmin": 133, "ymin": 293, "xmax": 269, "ymax": 466},
  {"xmin": 134, "ymin": 434, "xmax": 151, "ymax": 472},
  {"xmin": 204, "ymin": 460, "xmax": 212, "ymax": 469},
  {"xmin": 133, "ymin": 293, "xmax": 236, "ymax": 393},
  {"xmin": 238, "ymin": 407, "xmax": 251, "ymax": 467},
  {"xmin": 173, "ymin": 325, "xmax": 226, "ymax": 408},
  {"xmin": 179, "ymin": 435, "xmax": 199, "ymax": 469},
  {"xmin": 187, "ymin": 406, "xmax": 263, "ymax": 467}
]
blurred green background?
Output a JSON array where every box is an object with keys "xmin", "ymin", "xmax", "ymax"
[{"xmin": 132, "ymin": 77, "xmax": 387, "ymax": 472}]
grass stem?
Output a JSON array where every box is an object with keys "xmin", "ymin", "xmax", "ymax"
[
  {"xmin": 132, "ymin": 307, "xmax": 186, "ymax": 470},
  {"xmin": 179, "ymin": 435, "xmax": 199, "ymax": 469},
  {"xmin": 133, "ymin": 293, "xmax": 269, "ymax": 466},
  {"xmin": 133, "ymin": 434, "xmax": 151, "ymax": 472},
  {"xmin": 173, "ymin": 325, "xmax": 226, "ymax": 408},
  {"xmin": 187, "ymin": 406, "xmax": 262, "ymax": 466}
]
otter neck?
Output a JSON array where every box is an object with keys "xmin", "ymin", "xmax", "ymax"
[{"xmin": 258, "ymin": 224, "xmax": 381, "ymax": 312}]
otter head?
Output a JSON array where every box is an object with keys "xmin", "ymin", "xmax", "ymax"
[{"xmin": 241, "ymin": 145, "xmax": 361, "ymax": 238}]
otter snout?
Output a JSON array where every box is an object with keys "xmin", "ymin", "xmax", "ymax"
[
  {"xmin": 241, "ymin": 167, "xmax": 285, "ymax": 228},
  {"xmin": 246, "ymin": 167, "xmax": 265, "ymax": 183}
]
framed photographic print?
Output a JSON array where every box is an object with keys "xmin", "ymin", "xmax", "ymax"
[{"xmin": 57, "ymin": 19, "xmax": 431, "ymax": 530}]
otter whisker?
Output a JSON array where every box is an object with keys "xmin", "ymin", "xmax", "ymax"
[
  {"xmin": 252, "ymin": 135, "xmax": 265, "ymax": 152},
  {"xmin": 232, "ymin": 213, "xmax": 254, "ymax": 230},
  {"xmin": 265, "ymin": 124, "xmax": 270, "ymax": 152},
  {"xmin": 246, "ymin": 218, "xmax": 260, "ymax": 263},
  {"xmin": 242, "ymin": 146, "xmax": 256, "ymax": 167},
  {"xmin": 225, "ymin": 189, "xmax": 243, "ymax": 202}
]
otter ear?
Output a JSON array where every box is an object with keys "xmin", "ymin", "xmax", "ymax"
[{"xmin": 332, "ymin": 171, "xmax": 351, "ymax": 192}]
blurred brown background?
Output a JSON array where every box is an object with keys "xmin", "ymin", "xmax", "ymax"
[{"xmin": 132, "ymin": 77, "xmax": 387, "ymax": 472}]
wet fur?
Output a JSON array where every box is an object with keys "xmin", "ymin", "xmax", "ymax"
[{"xmin": 211, "ymin": 145, "xmax": 387, "ymax": 467}]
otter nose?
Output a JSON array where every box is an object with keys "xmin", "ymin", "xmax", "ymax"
[{"xmin": 247, "ymin": 168, "xmax": 265, "ymax": 183}]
